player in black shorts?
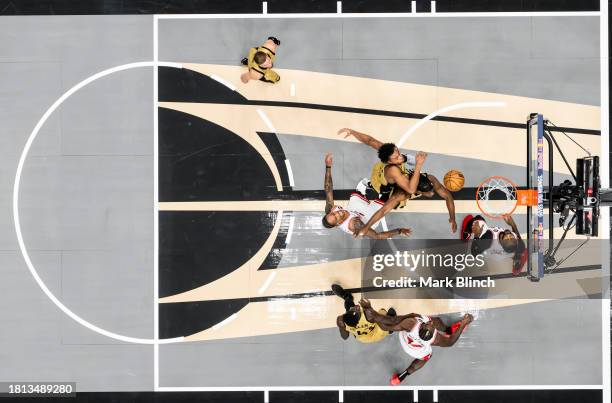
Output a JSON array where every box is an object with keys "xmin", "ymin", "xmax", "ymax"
[{"xmin": 337, "ymin": 128, "xmax": 457, "ymax": 237}]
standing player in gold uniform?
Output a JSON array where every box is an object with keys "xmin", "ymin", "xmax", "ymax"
[
  {"xmin": 332, "ymin": 284, "xmax": 396, "ymax": 343},
  {"xmin": 240, "ymin": 36, "xmax": 281, "ymax": 84}
]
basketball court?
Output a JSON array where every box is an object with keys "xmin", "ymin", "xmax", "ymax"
[{"xmin": 0, "ymin": 6, "xmax": 609, "ymax": 401}]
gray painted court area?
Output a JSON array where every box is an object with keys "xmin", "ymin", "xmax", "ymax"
[
  {"xmin": 273, "ymin": 133, "xmax": 571, "ymax": 192},
  {"xmin": 160, "ymin": 299, "xmax": 602, "ymax": 387},
  {"xmin": 159, "ymin": 16, "xmax": 600, "ymax": 105},
  {"xmin": 0, "ymin": 14, "xmax": 603, "ymax": 392},
  {"xmin": 0, "ymin": 16, "xmax": 154, "ymax": 391}
]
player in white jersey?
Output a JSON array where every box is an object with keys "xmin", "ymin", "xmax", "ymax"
[
  {"xmin": 360, "ymin": 298, "xmax": 473, "ymax": 385},
  {"xmin": 461, "ymin": 213, "xmax": 527, "ymax": 275},
  {"xmin": 322, "ymin": 153, "xmax": 412, "ymax": 239}
]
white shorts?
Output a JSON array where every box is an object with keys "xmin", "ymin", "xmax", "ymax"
[
  {"xmin": 346, "ymin": 192, "xmax": 384, "ymax": 230},
  {"xmin": 398, "ymin": 315, "xmax": 434, "ymax": 360},
  {"xmin": 398, "ymin": 330, "xmax": 433, "ymax": 360}
]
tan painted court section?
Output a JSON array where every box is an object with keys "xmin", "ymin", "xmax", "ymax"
[
  {"xmin": 183, "ymin": 298, "xmax": 544, "ymax": 342},
  {"xmin": 160, "ymin": 64, "xmax": 600, "ymax": 177},
  {"xmin": 159, "ymin": 64, "xmax": 603, "ymax": 343}
]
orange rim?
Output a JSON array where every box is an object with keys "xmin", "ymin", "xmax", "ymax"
[{"xmin": 475, "ymin": 176, "xmax": 519, "ymax": 220}]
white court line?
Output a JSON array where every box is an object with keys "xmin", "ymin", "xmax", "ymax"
[
  {"xmin": 258, "ymin": 271, "xmax": 278, "ymax": 295},
  {"xmin": 153, "ymin": 16, "xmax": 160, "ymax": 391},
  {"xmin": 262, "ymin": 1, "xmax": 267, "ymax": 14},
  {"xmin": 431, "ymin": 1, "xmax": 436, "ymax": 13},
  {"xmin": 212, "ymin": 313, "xmax": 238, "ymax": 330},
  {"xmin": 157, "ymin": 385, "xmax": 603, "ymax": 392},
  {"xmin": 210, "ymin": 74, "xmax": 236, "ymax": 91},
  {"xmin": 411, "ymin": 1, "xmax": 416, "ymax": 13},
  {"xmin": 339, "ymin": 389, "xmax": 344, "ymax": 402},
  {"xmin": 257, "ymin": 108, "xmax": 277, "ymax": 133},
  {"xmin": 13, "ymin": 60, "xmax": 185, "ymax": 346},
  {"xmin": 154, "ymin": 12, "xmax": 607, "ymax": 392},
  {"xmin": 433, "ymin": 388, "xmax": 438, "ymax": 402},
  {"xmin": 601, "ymin": 0, "xmax": 610, "ymax": 190},
  {"xmin": 157, "ymin": 11, "xmax": 600, "ymax": 19},
  {"xmin": 337, "ymin": 1, "xmax": 342, "ymax": 13},
  {"xmin": 286, "ymin": 215, "xmax": 296, "ymax": 244},
  {"xmin": 599, "ymin": 2, "xmax": 610, "ymax": 403},
  {"xmin": 264, "ymin": 390, "xmax": 269, "ymax": 403},
  {"xmin": 285, "ymin": 159, "xmax": 295, "ymax": 187},
  {"xmin": 290, "ymin": 83, "xmax": 296, "ymax": 96},
  {"xmin": 380, "ymin": 217, "xmax": 399, "ymax": 254},
  {"xmin": 414, "ymin": 389, "xmax": 419, "ymax": 402},
  {"xmin": 397, "ymin": 101, "xmax": 507, "ymax": 147}
]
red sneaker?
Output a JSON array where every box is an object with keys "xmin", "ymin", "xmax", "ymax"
[
  {"xmin": 513, "ymin": 249, "xmax": 529, "ymax": 276},
  {"xmin": 460, "ymin": 215, "xmax": 474, "ymax": 241},
  {"xmin": 390, "ymin": 374, "xmax": 401, "ymax": 386}
]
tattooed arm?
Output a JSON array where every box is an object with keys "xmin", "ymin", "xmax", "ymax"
[{"xmin": 324, "ymin": 153, "xmax": 334, "ymax": 214}]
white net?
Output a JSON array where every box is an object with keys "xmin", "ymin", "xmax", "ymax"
[{"xmin": 476, "ymin": 176, "xmax": 518, "ymax": 219}]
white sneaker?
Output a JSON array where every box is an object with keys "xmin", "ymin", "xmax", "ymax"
[{"xmin": 356, "ymin": 178, "xmax": 369, "ymax": 195}]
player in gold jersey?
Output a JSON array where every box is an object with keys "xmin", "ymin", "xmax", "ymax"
[{"xmin": 332, "ymin": 284, "xmax": 396, "ymax": 343}]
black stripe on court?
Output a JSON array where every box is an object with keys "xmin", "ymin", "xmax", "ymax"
[
  {"xmin": 174, "ymin": 98, "xmax": 601, "ymax": 136},
  {"xmin": 0, "ymin": 389, "xmax": 598, "ymax": 403},
  {"xmin": 159, "ymin": 211, "xmax": 279, "ymax": 298},
  {"xmin": 159, "ymin": 67, "xmax": 600, "ymax": 136},
  {"xmin": 172, "ymin": 264, "xmax": 602, "ymax": 307},
  {"xmin": 158, "ymin": 107, "xmax": 280, "ymax": 202},
  {"xmin": 159, "ymin": 264, "xmax": 602, "ymax": 338},
  {"xmin": 159, "ymin": 298, "xmax": 250, "ymax": 339},
  {"xmin": 436, "ymin": 389, "xmax": 602, "ymax": 403},
  {"xmin": 0, "ymin": 0, "xmax": 598, "ymax": 15},
  {"xmin": 248, "ymin": 263, "xmax": 602, "ymax": 302},
  {"xmin": 260, "ymin": 185, "xmax": 526, "ymax": 202},
  {"xmin": 246, "ymin": 100, "xmax": 600, "ymax": 136},
  {"xmin": 266, "ymin": 0, "xmax": 337, "ymax": 13},
  {"xmin": 435, "ymin": 0, "xmax": 599, "ymax": 12},
  {"xmin": 257, "ymin": 131, "xmax": 291, "ymax": 188},
  {"xmin": 159, "ymin": 67, "xmax": 247, "ymax": 104},
  {"xmin": 202, "ymin": 184, "xmax": 561, "ymax": 202}
]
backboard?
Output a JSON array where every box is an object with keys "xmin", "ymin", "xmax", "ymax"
[{"xmin": 526, "ymin": 113, "xmax": 546, "ymax": 281}]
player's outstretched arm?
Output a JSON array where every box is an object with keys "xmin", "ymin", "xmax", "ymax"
[
  {"xmin": 502, "ymin": 214, "xmax": 527, "ymax": 269},
  {"xmin": 503, "ymin": 215, "xmax": 524, "ymax": 244},
  {"xmin": 336, "ymin": 315, "xmax": 350, "ymax": 340},
  {"xmin": 324, "ymin": 153, "xmax": 334, "ymax": 214},
  {"xmin": 360, "ymin": 299, "xmax": 419, "ymax": 331},
  {"xmin": 337, "ymin": 128, "xmax": 384, "ymax": 150},
  {"xmin": 430, "ymin": 175, "xmax": 457, "ymax": 233},
  {"xmin": 434, "ymin": 314, "xmax": 472, "ymax": 347},
  {"xmin": 430, "ymin": 316, "xmax": 449, "ymax": 332},
  {"xmin": 353, "ymin": 191, "xmax": 405, "ymax": 238}
]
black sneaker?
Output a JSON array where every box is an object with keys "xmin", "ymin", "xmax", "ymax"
[
  {"xmin": 240, "ymin": 57, "xmax": 248, "ymax": 66},
  {"xmin": 268, "ymin": 36, "xmax": 281, "ymax": 46},
  {"xmin": 386, "ymin": 307, "xmax": 397, "ymax": 334},
  {"xmin": 331, "ymin": 284, "xmax": 353, "ymax": 301}
]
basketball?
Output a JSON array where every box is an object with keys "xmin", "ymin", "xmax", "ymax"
[{"xmin": 444, "ymin": 170, "xmax": 465, "ymax": 192}]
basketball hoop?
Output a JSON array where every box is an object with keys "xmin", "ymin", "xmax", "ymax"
[{"xmin": 476, "ymin": 176, "xmax": 537, "ymax": 219}]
